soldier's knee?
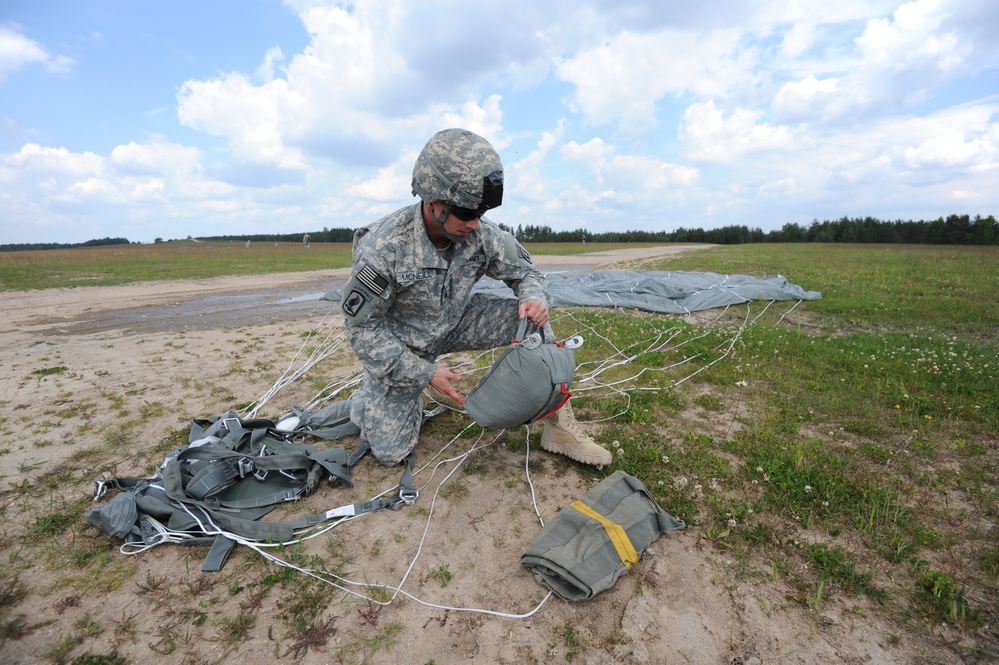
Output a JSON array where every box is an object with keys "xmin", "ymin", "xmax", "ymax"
[{"xmin": 369, "ymin": 442, "xmax": 411, "ymax": 467}]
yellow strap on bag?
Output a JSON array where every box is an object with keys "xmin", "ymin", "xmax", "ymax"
[{"xmin": 570, "ymin": 501, "xmax": 639, "ymax": 570}]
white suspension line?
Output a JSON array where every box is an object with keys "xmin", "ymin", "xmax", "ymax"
[{"xmin": 222, "ymin": 297, "xmax": 805, "ymax": 619}]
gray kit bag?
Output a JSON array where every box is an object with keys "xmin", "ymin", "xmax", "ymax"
[
  {"xmin": 521, "ymin": 470, "xmax": 685, "ymax": 602},
  {"xmin": 463, "ymin": 318, "xmax": 576, "ymax": 430}
]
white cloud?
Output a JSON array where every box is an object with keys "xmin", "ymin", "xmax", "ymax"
[
  {"xmin": 110, "ymin": 140, "xmax": 202, "ymax": 177},
  {"xmin": 130, "ymin": 178, "xmax": 166, "ymax": 201},
  {"xmin": 780, "ymin": 19, "xmax": 818, "ymax": 59},
  {"xmin": 0, "ymin": 25, "xmax": 74, "ymax": 81},
  {"xmin": 681, "ymin": 101, "xmax": 796, "ymax": 163},
  {"xmin": 255, "ymin": 46, "xmax": 286, "ymax": 83},
  {"xmin": 712, "ymin": 100, "xmax": 999, "ymax": 224},
  {"xmin": 0, "ymin": 25, "xmax": 49, "ymax": 80},
  {"xmin": 177, "ymin": 4, "xmax": 425, "ymax": 169},
  {"xmin": 1, "ymin": 140, "xmax": 248, "ymax": 240},
  {"xmin": 509, "ymin": 120, "xmax": 566, "ymax": 202},
  {"xmin": 900, "ymin": 104, "xmax": 999, "ymax": 170},
  {"xmin": 556, "ymin": 28, "xmax": 750, "ymax": 135},
  {"xmin": 760, "ymin": 177, "xmax": 798, "ymax": 194},
  {"xmin": 560, "ymin": 137, "xmax": 699, "ymax": 205},
  {"xmin": 773, "ymin": 0, "xmax": 996, "ymax": 123},
  {"xmin": 345, "ymin": 154, "xmax": 414, "ymax": 202},
  {"xmin": 533, "ymin": 185, "xmax": 617, "ymax": 227},
  {"xmin": 5, "ymin": 143, "xmax": 104, "ymax": 178},
  {"xmin": 45, "ymin": 55, "xmax": 74, "ymax": 75},
  {"xmin": 608, "ymin": 154, "xmax": 700, "ymax": 190},
  {"xmin": 560, "ymin": 138, "xmax": 616, "ymax": 183},
  {"xmin": 772, "ymin": 75, "xmax": 841, "ymax": 122},
  {"xmin": 175, "ymin": 1, "xmax": 558, "ymax": 171},
  {"xmin": 440, "ymin": 95, "xmax": 509, "ymax": 151},
  {"xmin": 177, "ymin": 73, "xmax": 307, "ymax": 169}
]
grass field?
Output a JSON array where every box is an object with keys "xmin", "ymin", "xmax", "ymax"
[
  {"xmin": 565, "ymin": 243, "xmax": 998, "ymax": 645},
  {"xmin": 2, "ymin": 242, "xmax": 997, "ymax": 661},
  {"xmin": 0, "ymin": 240, "xmax": 663, "ymax": 291}
]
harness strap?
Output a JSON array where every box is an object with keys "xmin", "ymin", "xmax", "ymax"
[
  {"xmin": 202, "ymin": 535, "xmax": 237, "ymax": 572},
  {"xmin": 315, "ymin": 447, "xmax": 419, "ymax": 518},
  {"xmin": 513, "ymin": 317, "xmax": 557, "ymax": 344},
  {"xmin": 185, "ymin": 459, "xmax": 241, "ymax": 500},
  {"xmin": 91, "ymin": 412, "xmax": 421, "ymax": 573}
]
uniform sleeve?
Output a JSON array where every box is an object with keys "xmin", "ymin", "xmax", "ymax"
[
  {"xmin": 342, "ymin": 240, "xmax": 436, "ymax": 391},
  {"xmin": 486, "ymin": 231, "xmax": 549, "ymax": 308}
]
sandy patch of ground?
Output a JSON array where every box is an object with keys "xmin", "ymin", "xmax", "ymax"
[{"xmin": 0, "ymin": 245, "xmax": 962, "ymax": 664}]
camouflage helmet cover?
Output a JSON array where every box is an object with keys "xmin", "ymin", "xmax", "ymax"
[{"xmin": 411, "ymin": 128, "xmax": 504, "ymax": 212}]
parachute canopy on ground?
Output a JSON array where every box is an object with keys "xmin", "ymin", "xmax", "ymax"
[{"xmin": 324, "ymin": 270, "xmax": 822, "ymax": 314}]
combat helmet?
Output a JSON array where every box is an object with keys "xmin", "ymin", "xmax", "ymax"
[{"xmin": 412, "ymin": 128, "xmax": 504, "ymax": 218}]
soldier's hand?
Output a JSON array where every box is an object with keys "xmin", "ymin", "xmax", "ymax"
[
  {"xmin": 430, "ymin": 367, "xmax": 465, "ymax": 405},
  {"xmin": 519, "ymin": 300, "xmax": 549, "ymax": 327}
]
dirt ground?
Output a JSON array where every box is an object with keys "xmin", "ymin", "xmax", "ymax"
[{"xmin": 0, "ymin": 245, "xmax": 966, "ymax": 664}]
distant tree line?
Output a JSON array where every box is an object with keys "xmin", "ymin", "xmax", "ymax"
[
  {"xmin": 0, "ymin": 237, "xmax": 133, "ymax": 252},
  {"xmin": 3, "ymin": 215, "xmax": 996, "ymax": 252},
  {"xmin": 198, "ymin": 214, "xmax": 997, "ymax": 246},
  {"xmin": 197, "ymin": 227, "xmax": 358, "ymax": 244},
  {"xmin": 513, "ymin": 214, "xmax": 998, "ymax": 245}
]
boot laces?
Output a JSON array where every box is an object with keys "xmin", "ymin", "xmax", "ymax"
[{"xmin": 554, "ymin": 403, "xmax": 590, "ymax": 442}]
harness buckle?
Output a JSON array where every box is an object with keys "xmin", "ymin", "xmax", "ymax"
[
  {"xmin": 222, "ymin": 417, "xmax": 241, "ymax": 433},
  {"xmin": 93, "ymin": 480, "xmax": 109, "ymax": 501},
  {"xmin": 391, "ymin": 488, "xmax": 419, "ymax": 509},
  {"xmin": 237, "ymin": 458, "xmax": 255, "ymax": 478},
  {"xmin": 520, "ymin": 332, "xmax": 542, "ymax": 350}
]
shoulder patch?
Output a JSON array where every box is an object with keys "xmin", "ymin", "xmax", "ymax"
[
  {"xmin": 356, "ymin": 263, "xmax": 389, "ymax": 296},
  {"xmin": 341, "ymin": 287, "xmax": 369, "ymax": 317},
  {"xmin": 501, "ymin": 231, "xmax": 534, "ymax": 269}
]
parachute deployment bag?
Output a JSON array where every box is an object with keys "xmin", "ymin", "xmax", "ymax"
[
  {"xmin": 463, "ymin": 318, "xmax": 576, "ymax": 430},
  {"xmin": 521, "ymin": 470, "xmax": 685, "ymax": 602}
]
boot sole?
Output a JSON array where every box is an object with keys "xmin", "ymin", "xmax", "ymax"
[{"xmin": 539, "ymin": 439, "xmax": 611, "ymax": 467}]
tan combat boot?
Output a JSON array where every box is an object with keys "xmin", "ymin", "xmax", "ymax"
[{"xmin": 540, "ymin": 401, "xmax": 612, "ymax": 467}]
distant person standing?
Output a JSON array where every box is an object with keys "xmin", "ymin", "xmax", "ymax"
[{"xmin": 303, "ymin": 233, "xmax": 311, "ymax": 249}]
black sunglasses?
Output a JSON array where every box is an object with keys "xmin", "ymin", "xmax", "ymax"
[
  {"xmin": 449, "ymin": 170, "xmax": 504, "ymax": 222},
  {"xmin": 450, "ymin": 205, "xmax": 487, "ymax": 222}
]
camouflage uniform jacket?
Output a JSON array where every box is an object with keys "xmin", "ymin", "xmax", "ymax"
[{"xmin": 342, "ymin": 203, "xmax": 548, "ymax": 394}]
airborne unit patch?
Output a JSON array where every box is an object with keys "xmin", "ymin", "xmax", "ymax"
[{"xmin": 341, "ymin": 288, "xmax": 368, "ymax": 317}]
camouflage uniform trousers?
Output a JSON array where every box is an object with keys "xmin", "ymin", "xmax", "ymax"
[{"xmin": 350, "ymin": 293, "xmax": 522, "ymax": 465}]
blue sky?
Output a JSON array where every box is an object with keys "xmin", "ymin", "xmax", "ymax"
[{"xmin": 2, "ymin": 0, "xmax": 997, "ymax": 245}]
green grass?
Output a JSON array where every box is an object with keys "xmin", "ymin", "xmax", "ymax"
[
  {"xmin": 661, "ymin": 243, "xmax": 998, "ymax": 338},
  {"xmin": 554, "ymin": 242, "xmax": 997, "ymax": 635},
  {"xmin": 0, "ymin": 240, "xmax": 646, "ymax": 291},
  {"xmin": 0, "ymin": 241, "xmax": 353, "ymax": 290}
]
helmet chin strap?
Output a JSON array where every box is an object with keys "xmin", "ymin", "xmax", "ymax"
[{"xmin": 427, "ymin": 202, "xmax": 468, "ymax": 245}]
